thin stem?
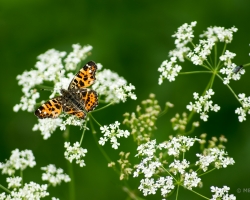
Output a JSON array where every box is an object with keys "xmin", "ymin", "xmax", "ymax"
[
  {"xmin": 92, "ymin": 133, "xmax": 120, "ymax": 175},
  {"xmin": 183, "ymin": 187, "xmax": 210, "ymax": 200},
  {"xmin": 204, "ymin": 60, "xmax": 213, "ymax": 70},
  {"xmin": 89, "ymin": 113, "xmax": 102, "ymax": 127},
  {"xmin": 179, "ymin": 71, "xmax": 212, "ymax": 75},
  {"xmin": 175, "ymin": 184, "xmax": 180, "ymax": 200},
  {"xmin": 243, "ymin": 63, "xmax": 250, "ymax": 67},
  {"xmin": 216, "ymin": 43, "xmax": 227, "ymax": 69},
  {"xmin": 161, "ymin": 166, "xmax": 178, "ymax": 182},
  {"xmin": 91, "ymin": 101, "xmax": 114, "ymax": 113},
  {"xmin": 216, "ymin": 74, "xmax": 240, "ymax": 103},
  {"xmin": 0, "ymin": 184, "xmax": 11, "ymax": 193},
  {"xmin": 79, "ymin": 120, "xmax": 88, "ymax": 145},
  {"xmin": 20, "ymin": 170, "xmax": 23, "ymax": 186},
  {"xmin": 122, "ymin": 186, "xmax": 146, "ymax": 200},
  {"xmin": 198, "ymin": 168, "xmax": 216, "ymax": 177},
  {"xmin": 64, "ymin": 127, "xmax": 75, "ymax": 200},
  {"xmin": 214, "ymin": 43, "xmax": 217, "ymax": 67}
]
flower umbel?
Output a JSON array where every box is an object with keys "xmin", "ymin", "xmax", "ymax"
[
  {"xmin": 0, "ymin": 149, "xmax": 36, "ymax": 176},
  {"xmin": 186, "ymin": 89, "xmax": 220, "ymax": 121},
  {"xmin": 41, "ymin": 164, "xmax": 71, "ymax": 186},
  {"xmin": 99, "ymin": 121, "xmax": 130, "ymax": 149},
  {"xmin": 64, "ymin": 142, "xmax": 88, "ymax": 167}
]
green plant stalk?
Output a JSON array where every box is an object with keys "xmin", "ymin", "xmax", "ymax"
[
  {"xmin": 64, "ymin": 127, "xmax": 75, "ymax": 200},
  {"xmin": 0, "ymin": 184, "xmax": 11, "ymax": 193}
]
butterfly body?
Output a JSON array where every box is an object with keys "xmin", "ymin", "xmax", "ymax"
[{"xmin": 35, "ymin": 61, "xmax": 98, "ymax": 119}]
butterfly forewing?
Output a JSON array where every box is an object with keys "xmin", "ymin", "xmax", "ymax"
[{"xmin": 68, "ymin": 61, "xmax": 97, "ymax": 90}]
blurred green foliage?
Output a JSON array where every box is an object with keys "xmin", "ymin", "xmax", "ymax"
[{"xmin": 1, "ymin": 0, "xmax": 250, "ymax": 199}]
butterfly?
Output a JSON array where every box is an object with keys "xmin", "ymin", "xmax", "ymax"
[{"xmin": 34, "ymin": 61, "xmax": 98, "ymax": 119}]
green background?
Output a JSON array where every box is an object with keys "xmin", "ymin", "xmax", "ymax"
[{"xmin": 1, "ymin": 0, "xmax": 250, "ymax": 199}]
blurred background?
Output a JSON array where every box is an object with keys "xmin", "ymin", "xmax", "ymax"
[{"xmin": 1, "ymin": 0, "xmax": 250, "ymax": 199}]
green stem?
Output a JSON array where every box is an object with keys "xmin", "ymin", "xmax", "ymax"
[
  {"xmin": 64, "ymin": 127, "xmax": 75, "ymax": 200},
  {"xmin": 179, "ymin": 71, "xmax": 212, "ymax": 75},
  {"xmin": 92, "ymin": 132, "xmax": 120, "ymax": 175},
  {"xmin": 183, "ymin": 187, "xmax": 210, "ymax": 200},
  {"xmin": 216, "ymin": 43, "xmax": 227, "ymax": 69},
  {"xmin": 175, "ymin": 184, "xmax": 180, "ymax": 200},
  {"xmin": 0, "ymin": 184, "xmax": 11, "ymax": 193},
  {"xmin": 91, "ymin": 101, "xmax": 114, "ymax": 113},
  {"xmin": 214, "ymin": 43, "xmax": 217, "ymax": 67},
  {"xmin": 216, "ymin": 74, "xmax": 240, "ymax": 103},
  {"xmin": 20, "ymin": 170, "xmax": 23, "ymax": 186},
  {"xmin": 79, "ymin": 120, "xmax": 88, "ymax": 145},
  {"xmin": 89, "ymin": 113, "xmax": 102, "ymax": 127},
  {"xmin": 243, "ymin": 63, "xmax": 250, "ymax": 67},
  {"xmin": 198, "ymin": 168, "xmax": 216, "ymax": 177},
  {"xmin": 161, "ymin": 166, "xmax": 177, "ymax": 182}
]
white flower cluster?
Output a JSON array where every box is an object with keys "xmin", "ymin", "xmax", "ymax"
[
  {"xmin": 186, "ymin": 89, "xmax": 220, "ymax": 121},
  {"xmin": 41, "ymin": 164, "xmax": 71, "ymax": 186},
  {"xmin": 235, "ymin": 93, "xmax": 250, "ymax": 122},
  {"xmin": 64, "ymin": 44, "xmax": 92, "ymax": 71},
  {"xmin": 159, "ymin": 136, "xmax": 200, "ymax": 157},
  {"xmin": 158, "ymin": 57, "xmax": 182, "ymax": 84},
  {"xmin": 0, "ymin": 149, "xmax": 36, "ymax": 176},
  {"xmin": 210, "ymin": 186, "xmax": 236, "ymax": 200},
  {"xmin": 138, "ymin": 176, "xmax": 174, "ymax": 197},
  {"xmin": 196, "ymin": 148, "xmax": 235, "ymax": 172},
  {"xmin": 32, "ymin": 118, "xmax": 63, "ymax": 140},
  {"xmin": 183, "ymin": 171, "xmax": 201, "ymax": 190},
  {"xmin": 6, "ymin": 176, "xmax": 22, "ymax": 188},
  {"xmin": 187, "ymin": 38, "xmax": 215, "ymax": 65},
  {"xmin": 64, "ymin": 142, "xmax": 87, "ymax": 167},
  {"xmin": 92, "ymin": 69, "xmax": 137, "ymax": 103},
  {"xmin": 200, "ymin": 26, "xmax": 238, "ymax": 43},
  {"xmin": 220, "ymin": 50, "xmax": 245, "ymax": 84},
  {"xmin": 99, "ymin": 121, "xmax": 130, "ymax": 149},
  {"xmin": 134, "ymin": 137, "xmax": 202, "ymax": 197},
  {"xmin": 169, "ymin": 159, "xmax": 190, "ymax": 175},
  {"xmin": 172, "ymin": 21, "xmax": 197, "ymax": 50},
  {"xmin": 0, "ymin": 182, "xmax": 49, "ymax": 200}
]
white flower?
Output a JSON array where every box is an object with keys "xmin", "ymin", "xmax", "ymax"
[
  {"xmin": 183, "ymin": 171, "xmax": 201, "ymax": 190},
  {"xmin": 93, "ymin": 69, "xmax": 136, "ymax": 103},
  {"xmin": 219, "ymin": 50, "xmax": 245, "ymax": 84},
  {"xmin": 32, "ymin": 118, "xmax": 63, "ymax": 139},
  {"xmin": 98, "ymin": 121, "xmax": 130, "ymax": 149},
  {"xmin": 172, "ymin": 21, "xmax": 197, "ymax": 49},
  {"xmin": 235, "ymin": 93, "xmax": 250, "ymax": 122},
  {"xmin": 158, "ymin": 57, "xmax": 182, "ymax": 84},
  {"xmin": 0, "ymin": 149, "xmax": 36, "ymax": 176},
  {"xmin": 186, "ymin": 89, "xmax": 220, "ymax": 121},
  {"xmin": 64, "ymin": 44, "xmax": 93, "ymax": 71},
  {"xmin": 6, "ymin": 176, "xmax": 22, "ymax": 188},
  {"xmin": 4, "ymin": 182, "xmax": 49, "ymax": 199},
  {"xmin": 210, "ymin": 186, "xmax": 236, "ymax": 200},
  {"xmin": 200, "ymin": 26, "xmax": 237, "ymax": 43},
  {"xmin": 160, "ymin": 136, "xmax": 199, "ymax": 157},
  {"xmin": 64, "ymin": 142, "xmax": 87, "ymax": 167},
  {"xmin": 196, "ymin": 148, "xmax": 234, "ymax": 171},
  {"xmin": 41, "ymin": 164, "xmax": 71, "ymax": 186},
  {"xmin": 187, "ymin": 38, "xmax": 215, "ymax": 65},
  {"xmin": 169, "ymin": 159, "xmax": 190, "ymax": 175}
]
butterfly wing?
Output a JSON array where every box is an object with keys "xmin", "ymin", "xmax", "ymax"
[
  {"xmin": 68, "ymin": 61, "xmax": 97, "ymax": 90},
  {"xmin": 34, "ymin": 97, "xmax": 63, "ymax": 119},
  {"xmin": 80, "ymin": 89, "xmax": 99, "ymax": 112}
]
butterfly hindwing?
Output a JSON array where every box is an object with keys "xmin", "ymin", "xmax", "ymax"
[
  {"xmin": 34, "ymin": 97, "xmax": 63, "ymax": 119},
  {"xmin": 68, "ymin": 61, "xmax": 97, "ymax": 90}
]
